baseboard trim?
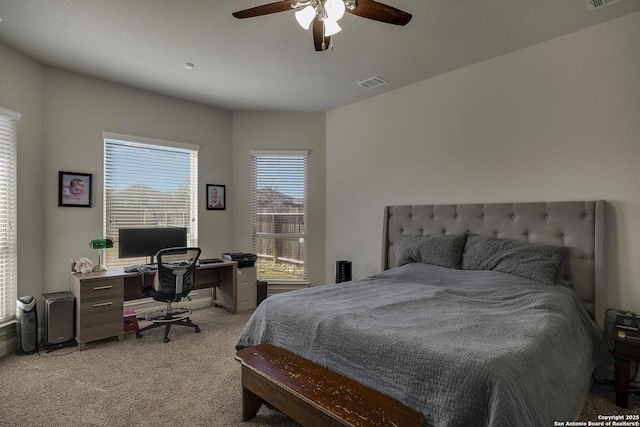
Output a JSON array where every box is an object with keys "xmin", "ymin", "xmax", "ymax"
[{"xmin": 1, "ymin": 292, "xmax": 215, "ymax": 357}]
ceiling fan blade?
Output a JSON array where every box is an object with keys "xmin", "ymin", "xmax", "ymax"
[
  {"xmin": 347, "ymin": 0, "xmax": 412, "ymax": 26},
  {"xmin": 232, "ymin": 0, "xmax": 299, "ymax": 19},
  {"xmin": 312, "ymin": 18, "xmax": 331, "ymax": 51}
]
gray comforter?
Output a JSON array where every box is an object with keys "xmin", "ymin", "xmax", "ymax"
[{"xmin": 236, "ymin": 263, "xmax": 609, "ymax": 427}]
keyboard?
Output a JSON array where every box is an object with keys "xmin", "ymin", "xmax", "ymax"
[
  {"xmin": 198, "ymin": 258, "xmax": 223, "ymax": 265},
  {"xmin": 124, "ymin": 264, "xmax": 158, "ymax": 273}
]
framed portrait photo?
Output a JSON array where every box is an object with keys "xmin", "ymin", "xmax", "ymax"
[
  {"xmin": 206, "ymin": 184, "xmax": 226, "ymax": 210},
  {"xmin": 59, "ymin": 171, "xmax": 92, "ymax": 207}
]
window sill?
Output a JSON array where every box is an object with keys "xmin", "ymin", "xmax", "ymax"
[
  {"xmin": 261, "ymin": 280, "xmax": 309, "ymax": 286},
  {"xmin": 0, "ymin": 319, "xmax": 16, "ymax": 329}
]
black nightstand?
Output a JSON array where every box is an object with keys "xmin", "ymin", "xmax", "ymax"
[{"xmin": 611, "ymin": 325, "xmax": 640, "ymax": 408}]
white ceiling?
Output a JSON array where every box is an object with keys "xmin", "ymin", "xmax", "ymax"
[{"xmin": 0, "ymin": 0, "xmax": 638, "ymax": 112}]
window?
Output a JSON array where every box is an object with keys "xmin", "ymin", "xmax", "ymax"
[
  {"xmin": 251, "ymin": 150, "xmax": 308, "ymax": 281},
  {"xmin": 0, "ymin": 106, "xmax": 20, "ymax": 323},
  {"xmin": 103, "ymin": 133, "xmax": 198, "ymax": 267}
]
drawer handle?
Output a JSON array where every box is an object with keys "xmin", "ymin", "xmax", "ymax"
[
  {"xmin": 93, "ymin": 302, "xmax": 113, "ymax": 307},
  {"xmin": 93, "ymin": 285, "xmax": 113, "ymax": 291}
]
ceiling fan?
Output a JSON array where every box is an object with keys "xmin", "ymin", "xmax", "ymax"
[{"xmin": 232, "ymin": 0, "xmax": 412, "ymax": 51}]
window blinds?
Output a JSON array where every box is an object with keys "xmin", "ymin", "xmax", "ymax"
[
  {"xmin": 0, "ymin": 107, "xmax": 20, "ymax": 323},
  {"xmin": 104, "ymin": 134, "xmax": 198, "ymax": 267},
  {"xmin": 251, "ymin": 151, "xmax": 308, "ymax": 281}
]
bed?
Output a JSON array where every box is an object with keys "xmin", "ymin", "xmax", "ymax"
[{"xmin": 236, "ymin": 201, "xmax": 610, "ymax": 426}]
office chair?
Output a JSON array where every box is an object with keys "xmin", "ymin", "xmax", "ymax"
[{"xmin": 136, "ymin": 247, "xmax": 202, "ymax": 343}]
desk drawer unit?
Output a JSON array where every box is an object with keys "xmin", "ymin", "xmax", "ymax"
[
  {"xmin": 237, "ymin": 267, "xmax": 257, "ymax": 313},
  {"xmin": 71, "ymin": 275, "xmax": 124, "ymax": 350}
]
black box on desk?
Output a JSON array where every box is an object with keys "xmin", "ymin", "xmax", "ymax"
[
  {"xmin": 222, "ymin": 252, "xmax": 257, "ymax": 268},
  {"xmin": 42, "ymin": 291, "xmax": 75, "ymax": 346}
]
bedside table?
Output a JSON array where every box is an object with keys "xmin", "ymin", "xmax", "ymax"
[{"xmin": 611, "ymin": 325, "xmax": 640, "ymax": 408}]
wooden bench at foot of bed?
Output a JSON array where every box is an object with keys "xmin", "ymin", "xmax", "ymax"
[{"xmin": 235, "ymin": 343, "xmax": 424, "ymax": 427}]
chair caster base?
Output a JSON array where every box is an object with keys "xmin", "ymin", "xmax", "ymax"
[{"xmin": 134, "ymin": 316, "xmax": 200, "ymax": 342}]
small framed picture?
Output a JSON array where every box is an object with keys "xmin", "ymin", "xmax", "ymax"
[
  {"xmin": 206, "ymin": 184, "xmax": 226, "ymax": 210},
  {"xmin": 58, "ymin": 171, "xmax": 92, "ymax": 207}
]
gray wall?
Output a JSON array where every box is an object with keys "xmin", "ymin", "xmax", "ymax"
[
  {"xmin": 0, "ymin": 43, "xmax": 43, "ymax": 355},
  {"xmin": 41, "ymin": 68, "xmax": 234, "ymax": 291},
  {"xmin": 232, "ymin": 112, "xmax": 326, "ymax": 289},
  {"xmin": 325, "ymin": 11, "xmax": 640, "ymax": 311}
]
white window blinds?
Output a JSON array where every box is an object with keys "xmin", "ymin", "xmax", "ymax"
[
  {"xmin": 103, "ymin": 133, "xmax": 198, "ymax": 267},
  {"xmin": 251, "ymin": 150, "xmax": 308, "ymax": 281},
  {"xmin": 0, "ymin": 106, "xmax": 20, "ymax": 323}
]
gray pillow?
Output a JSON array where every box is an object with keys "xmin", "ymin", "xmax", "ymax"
[
  {"xmin": 396, "ymin": 234, "xmax": 466, "ymax": 269},
  {"xmin": 462, "ymin": 234, "xmax": 567, "ymax": 285}
]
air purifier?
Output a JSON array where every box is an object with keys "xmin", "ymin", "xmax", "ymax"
[
  {"xmin": 16, "ymin": 296, "xmax": 38, "ymax": 355},
  {"xmin": 335, "ymin": 260, "xmax": 352, "ymax": 283},
  {"xmin": 42, "ymin": 292, "xmax": 75, "ymax": 347}
]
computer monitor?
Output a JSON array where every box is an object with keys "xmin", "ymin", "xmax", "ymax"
[{"xmin": 118, "ymin": 227, "xmax": 187, "ymax": 263}]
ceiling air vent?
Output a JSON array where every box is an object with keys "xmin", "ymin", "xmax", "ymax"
[
  {"xmin": 586, "ymin": 0, "xmax": 625, "ymax": 11},
  {"xmin": 357, "ymin": 76, "xmax": 388, "ymax": 89}
]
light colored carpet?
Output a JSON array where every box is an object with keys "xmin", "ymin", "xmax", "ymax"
[
  {"xmin": 0, "ymin": 307, "xmax": 298, "ymax": 427},
  {"xmin": 0, "ymin": 306, "xmax": 637, "ymax": 426},
  {"xmin": 578, "ymin": 382, "xmax": 640, "ymax": 422}
]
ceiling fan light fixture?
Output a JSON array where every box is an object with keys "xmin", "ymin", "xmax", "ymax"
[
  {"xmin": 232, "ymin": 0, "xmax": 412, "ymax": 52},
  {"xmin": 325, "ymin": 0, "xmax": 346, "ymax": 21},
  {"xmin": 324, "ymin": 19, "xmax": 342, "ymax": 36},
  {"xmin": 295, "ymin": 5, "xmax": 316, "ymax": 30}
]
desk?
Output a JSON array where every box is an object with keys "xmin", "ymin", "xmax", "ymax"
[{"xmin": 70, "ymin": 261, "xmax": 237, "ymax": 350}]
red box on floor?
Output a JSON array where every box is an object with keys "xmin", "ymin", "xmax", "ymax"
[{"xmin": 123, "ymin": 309, "xmax": 139, "ymax": 332}]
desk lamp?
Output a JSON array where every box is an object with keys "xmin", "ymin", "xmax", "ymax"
[{"xmin": 89, "ymin": 238, "xmax": 113, "ymax": 272}]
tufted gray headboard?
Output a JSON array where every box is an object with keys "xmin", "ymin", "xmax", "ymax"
[{"xmin": 382, "ymin": 201, "xmax": 607, "ymax": 331}]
